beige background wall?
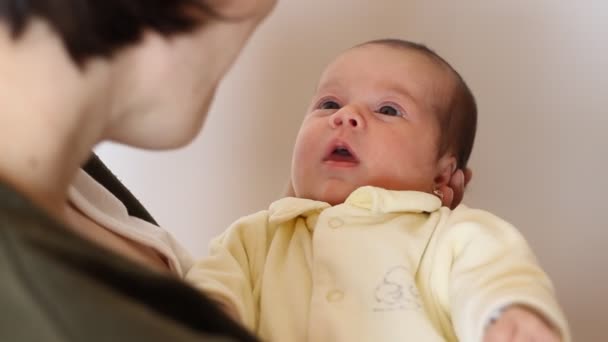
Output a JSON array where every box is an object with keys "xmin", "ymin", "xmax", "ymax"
[{"xmin": 97, "ymin": 0, "xmax": 607, "ymax": 340}]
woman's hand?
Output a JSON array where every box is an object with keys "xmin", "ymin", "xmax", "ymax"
[{"xmin": 437, "ymin": 168, "xmax": 472, "ymax": 209}]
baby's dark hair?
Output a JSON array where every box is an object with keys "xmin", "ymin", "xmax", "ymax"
[
  {"xmin": 0, "ymin": 0, "xmax": 217, "ymax": 66},
  {"xmin": 360, "ymin": 39, "xmax": 477, "ymax": 169}
]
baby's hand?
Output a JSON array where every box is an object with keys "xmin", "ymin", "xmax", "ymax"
[{"xmin": 484, "ymin": 306, "xmax": 561, "ymax": 342}]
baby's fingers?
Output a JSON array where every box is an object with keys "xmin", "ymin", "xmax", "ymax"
[
  {"xmin": 484, "ymin": 306, "xmax": 562, "ymax": 342},
  {"xmin": 516, "ymin": 315, "xmax": 561, "ymax": 342},
  {"xmin": 483, "ymin": 316, "xmax": 516, "ymax": 342}
]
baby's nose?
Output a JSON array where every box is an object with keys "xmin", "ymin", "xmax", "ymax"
[
  {"xmin": 333, "ymin": 116, "xmax": 359, "ymax": 127},
  {"xmin": 331, "ymin": 107, "xmax": 364, "ymax": 129}
]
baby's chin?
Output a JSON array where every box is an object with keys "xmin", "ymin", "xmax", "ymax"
[
  {"xmin": 296, "ymin": 180, "xmax": 365, "ymax": 205},
  {"xmin": 314, "ymin": 186, "xmax": 358, "ymax": 205}
]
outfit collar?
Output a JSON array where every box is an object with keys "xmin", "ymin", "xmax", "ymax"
[{"xmin": 268, "ymin": 186, "xmax": 441, "ymax": 225}]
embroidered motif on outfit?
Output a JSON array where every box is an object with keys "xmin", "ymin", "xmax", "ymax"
[{"xmin": 374, "ymin": 265, "xmax": 422, "ymax": 312}]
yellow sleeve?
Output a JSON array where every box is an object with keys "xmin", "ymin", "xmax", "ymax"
[
  {"xmin": 439, "ymin": 207, "xmax": 570, "ymax": 342},
  {"xmin": 185, "ymin": 211, "xmax": 269, "ymax": 331}
]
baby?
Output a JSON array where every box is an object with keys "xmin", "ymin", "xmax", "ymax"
[{"xmin": 187, "ymin": 39, "xmax": 570, "ymax": 342}]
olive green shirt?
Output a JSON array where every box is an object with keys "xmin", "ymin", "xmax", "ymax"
[{"xmin": 0, "ymin": 181, "xmax": 257, "ymax": 342}]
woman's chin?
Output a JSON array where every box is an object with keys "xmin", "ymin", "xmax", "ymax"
[{"xmin": 111, "ymin": 129, "xmax": 197, "ymax": 151}]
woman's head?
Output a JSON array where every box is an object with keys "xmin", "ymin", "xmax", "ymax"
[
  {"xmin": 0, "ymin": 0, "xmax": 276, "ymax": 149},
  {"xmin": 0, "ymin": 0, "xmax": 214, "ymax": 65}
]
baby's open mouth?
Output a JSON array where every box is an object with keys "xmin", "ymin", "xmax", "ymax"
[{"xmin": 324, "ymin": 145, "xmax": 359, "ymax": 163}]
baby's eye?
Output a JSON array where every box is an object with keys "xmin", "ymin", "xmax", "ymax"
[
  {"xmin": 319, "ymin": 100, "xmax": 341, "ymax": 110},
  {"xmin": 378, "ymin": 105, "xmax": 402, "ymax": 116}
]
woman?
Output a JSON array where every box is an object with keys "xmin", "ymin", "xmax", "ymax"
[{"xmin": 0, "ymin": 0, "xmax": 274, "ymax": 340}]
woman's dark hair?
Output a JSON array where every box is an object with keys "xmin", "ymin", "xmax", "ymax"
[
  {"xmin": 360, "ymin": 39, "xmax": 478, "ymax": 170},
  {"xmin": 0, "ymin": 0, "xmax": 216, "ymax": 65}
]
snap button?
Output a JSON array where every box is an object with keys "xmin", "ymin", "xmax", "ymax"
[
  {"xmin": 326, "ymin": 289, "xmax": 344, "ymax": 302},
  {"xmin": 328, "ymin": 217, "xmax": 344, "ymax": 228}
]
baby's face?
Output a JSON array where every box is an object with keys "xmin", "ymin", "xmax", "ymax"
[{"xmin": 291, "ymin": 44, "xmax": 456, "ymax": 205}]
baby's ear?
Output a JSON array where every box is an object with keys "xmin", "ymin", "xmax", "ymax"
[{"xmin": 434, "ymin": 155, "xmax": 457, "ymax": 188}]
